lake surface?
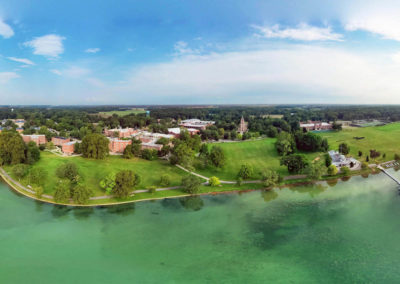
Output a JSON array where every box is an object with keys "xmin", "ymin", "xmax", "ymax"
[{"xmin": 2, "ymin": 170, "xmax": 400, "ymax": 283}]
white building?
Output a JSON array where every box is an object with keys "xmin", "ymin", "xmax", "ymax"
[{"xmin": 328, "ymin": 150, "xmax": 360, "ymax": 169}]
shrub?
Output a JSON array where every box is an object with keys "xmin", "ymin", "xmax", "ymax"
[
  {"xmin": 260, "ymin": 169, "xmax": 280, "ymax": 187},
  {"xmin": 35, "ymin": 186, "xmax": 44, "ymax": 198},
  {"xmin": 209, "ymin": 176, "xmax": 221, "ymax": 187},
  {"xmin": 395, "ymin": 153, "xmax": 400, "ymax": 161},
  {"xmin": 237, "ymin": 163, "xmax": 254, "ymax": 179},
  {"xmin": 236, "ymin": 177, "xmax": 243, "ymax": 186},
  {"xmin": 361, "ymin": 162, "xmax": 368, "ymax": 170},
  {"xmin": 71, "ymin": 184, "xmax": 92, "ymax": 204},
  {"xmin": 159, "ymin": 174, "xmax": 171, "ymax": 187},
  {"xmin": 54, "ymin": 180, "xmax": 71, "ymax": 203},
  {"xmin": 327, "ymin": 164, "xmax": 338, "ymax": 176},
  {"xmin": 148, "ymin": 186, "xmax": 157, "ymax": 194},
  {"xmin": 341, "ymin": 166, "xmax": 351, "ymax": 176}
]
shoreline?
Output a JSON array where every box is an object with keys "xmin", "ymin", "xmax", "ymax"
[{"xmin": 0, "ymin": 163, "xmax": 381, "ymax": 207}]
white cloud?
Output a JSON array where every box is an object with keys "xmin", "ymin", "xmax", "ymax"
[
  {"xmin": 50, "ymin": 66, "xmax": 90, "ymax": 78},
  {"xmin": 253, "ymin": 23, "xmax": 343, "ymax": 41},
  {"xmin": 0, "ymin": 72, "xmax": 19, "ymax": 84},
  {"xmin": 0, "ymin": 19, "xmax": 14, "ymax": 38},
  {"xmin": 7, "ymin": 57, "xmax": 35, "ymax": 66},
  {"xmin": 173, "ymin": 41, "xmax": 200, "ymax": 56},
  {"xmin": 85, "ymin": 48, "xmax": 100, "ymax": 53},
  {"xmin": 341, "ymin": 1, "xmax": 400, "ymax": 41},
  {"xmin": 112, "ymin": 45, "xmax": 400, "ymax": 103},
  {"xmin": 24, "ymin": 34, "xmax": 65, "ymax": 58},
  {"xmin": 50, "ymin": 69, "xmax": 62, "ymax": 76}
]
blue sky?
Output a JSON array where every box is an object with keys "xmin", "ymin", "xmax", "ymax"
[{"xmin": 2, "ymin": 0, "xmax": 400, "ymax": 104}]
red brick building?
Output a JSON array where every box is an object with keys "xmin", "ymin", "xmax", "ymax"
[
  {"xmin": 108, "ymin": 138, "xmax": 132, "ymax": 153},
  {"xmin": 62, "ymin": 141, "xmax": 76, "ymax": 155},
  {"xmin": 104, "ymin": 128, "xmax": 137, "ymax": 138},
  {"xmin": 52, "ymin": 137, "xmax": 70, "ymax": 146},
  {"xmin": 21, "ymin": 135, "xmax": 47, "ymax": 145}
]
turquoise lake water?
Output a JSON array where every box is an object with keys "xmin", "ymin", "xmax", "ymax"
[{"xmin": 2, "ymin": 170, "xmax": 400, "ymax": 283}]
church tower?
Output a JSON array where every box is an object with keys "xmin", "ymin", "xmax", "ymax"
[{"xmin": 238, "ymin": 116, "xmax": 248, "ymax": 134}]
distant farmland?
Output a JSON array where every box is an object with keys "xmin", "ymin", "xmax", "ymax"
[{"xmin": 98, "ymin": 108, "xmax": 146, "ymax": 117}]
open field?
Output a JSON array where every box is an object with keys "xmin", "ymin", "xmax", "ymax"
[
  {"xmin": 317, "ymin": 123, "xmax": 400, "ymax": 163},
  {"xmin": 4, "ymin": 152, "xmax": 187, "ymax": 196},
  {"xmin": 195, "ymin": 138, "xmax": 321, "ymax": 180},
  {"xmin": 98, "ymin": 108, "xmax": 146, "ymax": 117}
]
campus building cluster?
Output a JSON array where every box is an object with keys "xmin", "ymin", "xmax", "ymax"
[
  {"xmin": 179, "ymin": 119, "xmax": 215, "ymax": 130},
  {"xmin": 300, "ymin": 121, "xmax": 332, "ymax": 131}
]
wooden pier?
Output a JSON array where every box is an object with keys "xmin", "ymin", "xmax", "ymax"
[{"xmin": 377, "ymin": 165, "xmax": 400, "ymax": 186}]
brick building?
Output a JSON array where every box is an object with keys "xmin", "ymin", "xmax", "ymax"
[
  {"xmin": 62, "ymin": 141, "xmax": 76, "ymax": 155},
  {"xmin": 300, "ymin": 121, "xmax": 332, "ymax": 131},
  {"xmin": 52, "ymin": 136, "xmax": 70, "ymax": 146},
  {"xmin": 21, "ymin": 134, "xmax": 46, "ymax": 145},
  {"xmin": 108, "ymin": 138, "xmax": 132, "ymax": 153},
  {"xmin": 104, "ymin": 128, "xmax": 137, "ymax": 138}
]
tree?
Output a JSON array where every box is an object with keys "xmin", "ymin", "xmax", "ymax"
[
  {"xmin": 327, "ymin": 164, "xmax": 338, "ymax": 176},
  {"xmin": 56, "ymin": 162, "xmax": 79, "ymax": 181},
  {"xmin": 307, "ymin": 161, "xmax": 324, "ymax": 179},
  {"xmin": 35, "ymin": 186, "xmax": 44, "ymax": 198},
  {"xmin": 295, "ymin": 131, "xmax": 328, "ymax": 152},
  {"xmin": 276, "ymin": 132, "xmax": 295, "ymax": 156},
  {"xmin": 54, "ymin": 180, "xmax": 71, "ymax": 203},
  {"xmin": 209, "ymin": 146, "xmax": 226, "ymax": 168},
  {"xmin": 366, "ymin": 155, "xmax": 370, "ymax": 162},
  {"xmin": 358, "ymin": 151, "xmax": 363, "ymax": 157},
  {"xmin": 71, "ymin": 184, "xmax": 92, "ymax": 204},
  {"xmin": 148, "ymin": 186, "xmax": 157, "ymax": 194},
  {"xmin": 26, "ymin": 141, "xmax": 40, "ymax": 164},
  {"xmin": 332, "ymin": 122, "xmax": 342, "ymax": 131},
  {"xmin": 114, "ymin": 170, "xmax": 138, "ymax": 198},
  {"xmin": 236, "ymin": 177, "xmax": 243, "ymax": 186},
  {"xmin": 181, "ymin": 175, "xmax": 202, "ymax": 194},
  {"xmin": 123, "ymin": 145, "xmax": 134, "ymax": 159},
  {"xmin": 209, "ymin": 176, "xmax": 221, "ymax": 187},
  {"xmin": 80, "ymin": 133, "xmax": 109, "ymax": 159},
  {"xmin": 395, "ymin": 153, "xmax": 400, "ymax": 161},
  {"xmin": 325, "ymin": 153, "xmax": 332, "ymax": 167},
  {"xmin": 12, "ymin": 164, "xmax": 29, "ymax": 180},
  {"xmin": 341, "ymin": 166, "xmax": 351, "ymax": 176},
  {"xmin": 159, "ymin": 174, "xmax": 171, "ymax": 187},
  {"xmin": 370, "ymin": 149, "xmax": 381, "ymax": 159},
  {"xmin": 141, "ymin": 148, "xmax": 158, "ymax": 160},
  {"xmin": 0, "ymin": 132, "xmax": 27, "ymax": 165},
  {"xmin": 338, "ymin": 143, "xmax": 350, "ymax": 155},
  {"xmin": 28, "ymin": 167, "xmax": 47, "ymax": 186},
  {"xmin": 100, "ymin": 173, "xmax": 116, "ymax": 194},
  {"xmin": 260, "ymin": 169, "xmax": 280, "ymax": 187},
  {"xmin": 280, "ymin": 154, "xmax": 309, "ymax": 174},
  {"xmin": 170, "ymin": 143, "xmax": 194, "ymax": 169},
  {"xmin": 237, "ymin": 163, "xmax": 254, "ymax": 179}
]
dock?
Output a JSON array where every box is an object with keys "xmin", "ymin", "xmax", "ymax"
[{"xmin": 377, "ymin": 165, "xmax": 400, "ymax": 186}]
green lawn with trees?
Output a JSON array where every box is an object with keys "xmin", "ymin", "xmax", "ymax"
[
  {"xmin": 195, "ymin": 139, "xmax": 322, "ymax": 180},
  {"xmin": 4, "ymin": 151, "xmax": 187, "ymax": 197},
  {"xmin": 317, "ymin": 123, "xmax": 400, "ymax": 164}
]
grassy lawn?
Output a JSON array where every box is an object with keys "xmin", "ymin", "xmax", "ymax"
[
  {"xmin": 5, "ymin": 152, "xmax": 187, "ymax": 196},
  {"xmin": 99, "ymin": 108, "xmax": 146, "ymax": 116},
  {"xmin": 317, "ymin": 123, "xmax": 400, "ymax": 164},
  {"xmin": 195, "ymin": 138, "xmax": 321, "ymax": 181}
]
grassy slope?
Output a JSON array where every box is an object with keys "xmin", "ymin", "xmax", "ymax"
[
  {"xmin": 195, "ymin": 139, "xmax": 321, "ymax": 180},
  {"xmin": 5, "ymin": 152, "xmax": 187, "ymax": 196},
  {"xmin": 317, "ymin": 123, "xmax": 400, "ymax": 164}
]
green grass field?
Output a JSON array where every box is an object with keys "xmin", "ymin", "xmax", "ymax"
[
  {"xmin": 5, "ymin": 152, "xmax": 187, "ymax": 196},
  {"xmin": 99, "ymin": 108, "xmax": 146, "ymax": 116},
  {"xmin": 195, "ymin": 139, "xmax": 321, "ymax": 181},
  {"xmin": 317, "ymin": 123, "xmax": 400, "ymax": 163}
]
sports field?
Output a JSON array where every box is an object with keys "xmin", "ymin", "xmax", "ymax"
[
  {"xmin": 5, "ymin": 152, "xmax": 186, "ymax": 196},
  {"xmin": 317, "ymin": 123, "xmax": 400, "ymax": 163},
  {"xmin": 196, "ymin": 139, "xmax": 321, "ymax": 180}
]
